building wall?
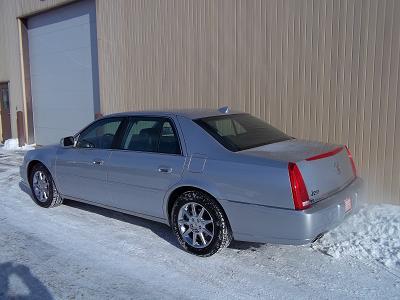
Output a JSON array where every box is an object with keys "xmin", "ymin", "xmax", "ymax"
[
  {"xmin": 0, "ymin": 0, "xmax": 74, "ymax": 139},
  {"xmin": 0, "ymin": 0, "xmax": 399, "ymax": 205}
]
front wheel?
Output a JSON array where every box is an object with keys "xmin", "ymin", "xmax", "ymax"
[
  {"xmin": 29, "ymin": 163, "xmax": 63, "ymax": 208},
  {"xmin": 171, "ymin": 191, "xmax": 232, "ymax": 257}
]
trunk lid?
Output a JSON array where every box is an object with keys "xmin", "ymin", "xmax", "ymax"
[{"xmin": 241, "ymin": 139, "xmax": 356, "ymax": 203}]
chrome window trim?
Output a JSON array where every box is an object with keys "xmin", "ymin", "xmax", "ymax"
[{"xmin": 73, "ymin": 116, "xmax": 126, "ymax": 150}]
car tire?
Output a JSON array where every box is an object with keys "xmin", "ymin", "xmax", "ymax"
[
  {"xmin": 171, "ymin": 190, "xmax": 232, "ymax": 257},
  {"xmin": 29, "ymin": 163, "xmax": 63, "ymax": 208}
]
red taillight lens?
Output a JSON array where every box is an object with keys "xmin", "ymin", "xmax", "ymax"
[
  {"xmin": 345, "ymin": 146, "xmax": 357, "ymax": 177},
  {"xmin": 288, "ymin": 162, "xmax": 310, "ymax": 210}
]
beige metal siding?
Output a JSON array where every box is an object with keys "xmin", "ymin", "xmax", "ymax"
[
  {"xmin": 0, "ymin": 0, "xmax": 399, "ymax": 204},
  {"xmin": 96, "ymin": 0, "xmax": 400, "ymax": 204},
  {"xmin": 0, "ymin": 0, "xmax": 73, "ymax": 137}
]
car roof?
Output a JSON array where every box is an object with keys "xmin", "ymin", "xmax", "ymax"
[{"xmin": 106, "ymin": 108, "xmax": 244, "ymax": 120}]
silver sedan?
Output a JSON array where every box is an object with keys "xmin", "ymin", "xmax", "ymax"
[{"xmin": 20, "ymin": 108, "xmax": 363, "ymax": 256}]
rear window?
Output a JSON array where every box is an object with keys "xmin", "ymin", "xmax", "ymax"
[{"xmin": 194, "ymin": 114, "xmax": 292, "ymax": 152}]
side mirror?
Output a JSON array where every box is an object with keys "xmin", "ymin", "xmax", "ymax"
[{"xmin": 60, "ymin": 136, "xmax": 75, "ymax": 147}]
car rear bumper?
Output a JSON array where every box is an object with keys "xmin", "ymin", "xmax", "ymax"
[{"xmin": 220, "ymin": 177, "xmax": 364, "ymax": 245}]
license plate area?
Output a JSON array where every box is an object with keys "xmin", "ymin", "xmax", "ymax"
[{"xmin": 344, "ymin": 197, "xmax": 352, "ymax": 213}]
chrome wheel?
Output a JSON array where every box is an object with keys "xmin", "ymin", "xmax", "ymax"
[
  {"xmin": 32, "ymin": 170, "xmax": 50, "ymax": 202},
  {"xmin": 177, "ymin": 202, "xmax": 214, "ymax": 249}
]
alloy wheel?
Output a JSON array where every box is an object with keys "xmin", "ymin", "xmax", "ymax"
[
  {"xmin": 32, "ymin": 170, "xmax": 50, "ymax": 202},
  {"xmin": 177, "ymin": 202, "xmax": 215, "ymax": 249}
]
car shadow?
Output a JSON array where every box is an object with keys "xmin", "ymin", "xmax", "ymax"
[
  {"xmin": 64, "ymin": 199, "xmax": 183, "ymax": 249},
  {"xmin": 0, "ymin": 262, "xmax": 53, "ymax": 299},
  {"xmin": 19, "ymin": 181, "xmax": 264, "ymax": 252}
]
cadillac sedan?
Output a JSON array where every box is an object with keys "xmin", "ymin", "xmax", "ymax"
[{"xmin": 20, "ymin": 108, "xmax": 363, "ymax": 256}]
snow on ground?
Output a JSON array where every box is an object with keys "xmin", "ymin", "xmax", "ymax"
[
  {"xmin": 1, "ymin": 139, "xmax": 35, "ymax": 151},
  {"xmin": 313, "ymin": 204, "xmax": 400, "ymax": 270},
  {"xmin": 0, "ymin": 148, "xmax": 399, "ymax": 299}
]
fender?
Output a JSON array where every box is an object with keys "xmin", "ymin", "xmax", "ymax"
[
  {"xmin": 23, "ymin": 145, "xmax": 59, "ymax": 184},
  {"xmin": 162, "ymin": 176, "xmax": 225, "ymax": 223}
]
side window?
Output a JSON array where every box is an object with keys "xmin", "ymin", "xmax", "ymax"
[
  {"xmin": 76, "ymin": 118, "xmax": 123, "ymax": 149},
  {"xmin": 121, "ymin": 118, "xmax": 181, "ymax": 155},
  {"xmin": 159, "ymin": 121, "xmax": 180, "ymax": 154},
  {"xmin": 121, "ymin": 119, "xmax": 159, "ymax": 152}
]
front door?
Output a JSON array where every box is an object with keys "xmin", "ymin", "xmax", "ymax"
[
  {"xmin": 107, "ymin": 117, "xmax": 186, "ymax": 219},
  {"xmin": 55, "ymin": 117, "xmax": 125, "ymax": 204},
  {"xmin": 0, "ymin": 83, "xmax": 11, "ymax": 143}
]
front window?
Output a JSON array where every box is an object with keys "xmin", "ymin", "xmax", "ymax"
[
  {"xmin": 194, "ymin": 114, "xmax": 292, "ymax": 151},
  {"xmin": 76, "ymin": 118, "xmax": 124, "ymax": 149}
]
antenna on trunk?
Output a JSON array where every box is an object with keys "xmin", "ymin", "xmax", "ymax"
[{"xmin": 218, "ymin": 106, "xmax": 230, "ymax": 114}]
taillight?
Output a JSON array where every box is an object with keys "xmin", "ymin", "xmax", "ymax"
[
  {"xmin": 288, "ymin": 162, "xmax": 310, "ymax": 210},
  {"xmin": 345, "ymin": 146, "xmax": 357, "ymax": 177}
]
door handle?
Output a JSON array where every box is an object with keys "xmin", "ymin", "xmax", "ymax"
[
  {"xmin": 92, "ymin": 160, "xmax": 104, "ymax": 165},
  {"xmin": 158, "ymin": 167, "xmax": 172, "ymax": 173}
]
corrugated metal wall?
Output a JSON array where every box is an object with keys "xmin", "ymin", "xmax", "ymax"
[
  {"xmin": 96, "ymin": 0, "xmax": 400, "ymax": 205},
  {"xmin": 0, "ymin": 0, "xmax": 399, "ymax": 204},
  {"xmin": 0, "ymin": 0, "xmax": 73, "ymax": 138}
]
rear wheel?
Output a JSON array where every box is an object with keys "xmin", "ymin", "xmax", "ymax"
[
  {"xmin": 29, "ymin": 163, "xmax": 63, "ymax": 208},
  {"xmin": 171, "ymin": 190, "xmax": 232, "ymax": 257}
]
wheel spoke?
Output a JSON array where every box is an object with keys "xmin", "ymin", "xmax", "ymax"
[
  {"xmin": 192, "ymin": 233, "xmax": 197, "ymax": 246},
  {"xmin": 203, "ymin": 220, "xmax": 213, "ymax": 226},
  {"xmin": 199, "ymin": 232, "xmax": 207, "ymax": 245},
  {"xmin": 191, "ymin": 203, "xmax": 197, "ymax": 217},
  {"xmin": 182, "ymin": 209, "xmax": 191, "ymax": 220},
  {"xmin": 182, "ymin": 227, "xmax": 192, "ymax": 238},
  {"xmin": 198, "ymin": 207, "xmax": 205, "ymax": 219},
  {"xmin": 178, "ymin": 219, "xmax": 190, "ymax": 226},
  {"xmin": 203, "ymin": 228, "xmax": 213, "ymax": 238}
]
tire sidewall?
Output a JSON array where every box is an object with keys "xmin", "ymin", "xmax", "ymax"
[
  {"xmin": 29, "ymin": 164, "xmax": 55, "ymax": 208},
  {"xmin": 171, "ymin": 191, "xmax": 228, "ymax": 256}
]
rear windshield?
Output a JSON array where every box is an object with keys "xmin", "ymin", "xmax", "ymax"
[{"xmin": 194, "ymin": 113, "xmax": 292, "ymax": 152}]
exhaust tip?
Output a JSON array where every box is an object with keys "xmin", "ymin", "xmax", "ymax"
[{"xmin": 312, "ymin": 233, "xmax": 325, "ymax": 243}]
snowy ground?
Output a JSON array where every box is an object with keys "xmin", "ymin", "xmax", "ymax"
[{"xmin": 0, "ymin": 148, "xmax": 399, "ymax": 299}]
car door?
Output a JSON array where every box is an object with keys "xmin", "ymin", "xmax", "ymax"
[
  {"xmin": 55, "ymin": 117, "xmax": 126, "ymax": 204},
  {"xmin": 106, "ymin": 116, "xmax": 187, "ymax": 219}
]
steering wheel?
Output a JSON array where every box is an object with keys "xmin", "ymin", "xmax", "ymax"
[{"xmin": 77, "ymin": 139, "xmax": 95, "ymax": 148}]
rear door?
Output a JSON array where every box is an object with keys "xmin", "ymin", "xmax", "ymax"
[
  {"xmin": 107, "ymin": 116, "xmax": 186, "ymax": 219},
  {"xmin": 55, "ymin": 117, "xmax": 125, "ymax": 204}
]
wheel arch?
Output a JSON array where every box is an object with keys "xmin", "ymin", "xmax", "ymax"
[
  {"xmin": 164, "ymin": 184, "xmax": 231, "ymax": 230},
  {"xmin": 27, "ymin": 160, "xmax": 44, "ymax": 181},
  {"xmin": 26, "ymin": 158, "xmax": 55, "ymax": 184}
]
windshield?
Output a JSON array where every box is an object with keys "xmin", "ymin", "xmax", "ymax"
[{"xmin": 194, "ymin": 114, "xmax": 292, "ymax": 152}]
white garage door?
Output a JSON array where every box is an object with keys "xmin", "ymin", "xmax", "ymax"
[{"xmin": 28, "ymin": 0, "xmax": 99, "ymax": 145}]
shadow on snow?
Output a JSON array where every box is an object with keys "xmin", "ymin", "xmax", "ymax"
[
  {"xmin": 19, "ymin": 181, "xmax": 263, "ymax": 252},
  {"xmin": 0, "ymin": 262, "xmax": 53, "ymax": 300}
]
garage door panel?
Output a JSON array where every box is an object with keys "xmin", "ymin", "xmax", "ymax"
[
  {"xmin": 27, "ymin": 0, "xmax": 95, "ymax": 34},
  {"xmin": 28, "ymin": 14, "xmax": 94, "ymax": 38},
  {"xmin": 33, "ymin": 127, "xmax": 78, "ymax": 142},
  {"xmin": 30, "ymin": 65, "xmax": 93, "ymax": 92},
  {"xmin": 30, "ymin": 94, "xmax": 94, "ymax": 113},
  {"xmin": 29, "ymin": 47, "xmax": 93, "ymax": 75},
  {"xmin": 34, "ymin": 107, "xmax": 93, "ymax": 134},
  {"xmin": 28, "ymin": 0, "xmax": 99, "ymax": 145},
  {"xmin": 28, "ymin": 21, "xmax": 92, "ymax": 57}
]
